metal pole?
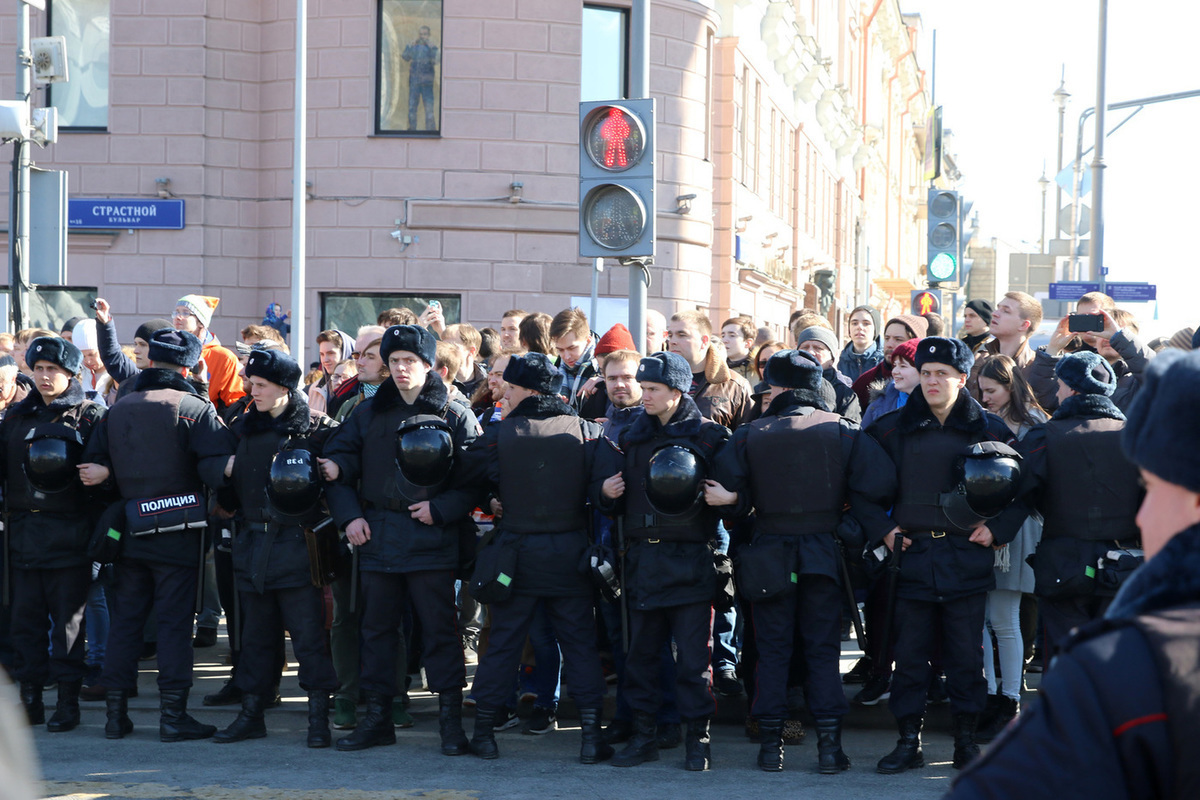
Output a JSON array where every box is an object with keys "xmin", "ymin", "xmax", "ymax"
[
  {"xmin": 1089, "ymin": 0, "xmax": 1108, "ymax": 291},
  {"xmin": 1053, "ymin": 70, "xmax": 1069, "ymax": 238},
  {"xmin": 590, "ymin": 257, "xmax": 600, "ymax": 330},
  {"xmin": 1039, "ymin": 174, "xmax": 1049, "ymax": 254},
  {"xmin": 11, "ymin": 2, "xmax": 31, "ymax": 331},
  {"xmin": 627, "ymin": 0, "xmax": 649, "ymax": 354},
  {"xmin": 290, "ymin": 0, "xmax": 308, "ymax": 367}
]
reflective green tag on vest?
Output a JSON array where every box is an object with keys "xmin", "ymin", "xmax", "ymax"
[
  {"xmin": 497, "ymin": 573, "xmax": 512, "ymax": 587},
  {"xmin": 106, "ymin": 528, "xmax": 121, "ymax": 541},
  {"xmin": 790, "ymin": 572, "xmax": 798, "ymax": 583},
  {"xmin": 1084, "ymin": 565, "xmax": 1096, "ymax": 578}
]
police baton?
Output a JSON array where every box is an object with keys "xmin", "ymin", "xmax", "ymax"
[
  {"xmin": 834, "ymin": 541, "xmax": 869, "ymax": 657},
  {"xmin": 195, "ymin": 527, "xmax": 207, "ymax": 615},
  {"xmin": 349, "ymin": 544, "xmax": 360, "ymax": 615},
  {"xmin": 878, "ymin": 532, "xmax": 905, "ymax": 664},
  {"xmin": 616, "ymin": 516, "xmax": 629, "ymax": 654}
]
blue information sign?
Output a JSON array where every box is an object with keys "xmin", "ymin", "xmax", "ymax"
[
  {"xmin": 68, "ymin": 199, "xmax": 185, "ymax": 230},
  {"xmin": 1048, "ymin": 282, "xmax": 1100, "ymax": 301},
  {"xmin": 1106, "ymin": 283, "xmax": 1157, "ymax": 303}
]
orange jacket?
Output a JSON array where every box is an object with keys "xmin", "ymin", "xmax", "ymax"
[{"xmin": 201, "ymin": 339, "xmax": 245, "ymax": 410}]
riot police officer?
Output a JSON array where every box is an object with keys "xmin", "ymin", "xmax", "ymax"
[
  {"xmin": 864, "ymin": 337, "xmax": 1027, "ymax": 773},
  {"xmin": 212, "ymin": 348, "xmax": 339, "ymax": 747},
  {"xmin": 593, "ymin": 351, "xmax": 729, "ymax": 771},
  {"xmin": 0, "ymin": 336, "xmax": 105, "ymax": 731},
  {"xmin": 706, "ymin": 349, "xmax": 896, "ymax": 773},
  {"xmin": 79, "ymin": 328, "xmax": 237, "ymax": 742},
  {"xmin": 320, "ymin": 325, "xmax": 480, "ymax": 755},
  {"xmin": 1018, "ymin": 350, "xmax": 1142, "ymax": 653},
  {"xmin": 455, "ymin": 352, "xmax": 612, "ymax": 764}
]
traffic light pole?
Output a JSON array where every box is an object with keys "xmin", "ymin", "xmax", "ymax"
[
  {"xmin": 9, "ymin": 0, "xmax": 32, "ymax": 331},
  {"xmin": 627, "ymin": 0, "xmax": 650, "ymax": 354},
  {"xmin": 1090, "ymin": 0, "xmax": 1108, "ymax": 292}
]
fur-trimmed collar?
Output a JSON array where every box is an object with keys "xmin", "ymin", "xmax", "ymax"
[
  {"xmin": 624, "ymin": 394, "xmax": 704, "ymax": 445},
  {"xmin": 9, "ymin": 378, "xmax": 86, "ymax": 417},
  {"xmin": 133, "ymin": 368, "xmax": 201, "ymax": 396},
  {"xmin": 1052, "ymin": 392, "xmax": 1125, "ymax": 422},
  {"xmin": 867, "ymin": 376, "xmax": 892, "ymax": 405},
  {"xmin": 1107, "ymin": 524, "xmax": 1200, "ymax": 619},
  {"xmin": 369, "ymin": 371, "xmax": 449, "ymax": 415},
  {"xmin": 896, "ymin": 386, "xmax": 987, "ymax": 434},
  {"xmin": 239, "ymin": 390, "xmax": 314, "ymax": 436},
  {"xmin": 509, "ymin": 393, "xmax": 576, "ymax": 420},
  {"xmin": 763, "ymin": 387, "xmax": 829, "ymax": 416},
  {"xmin": 702, "ymin": 345, "xmax": 732, "ymax": 385}
]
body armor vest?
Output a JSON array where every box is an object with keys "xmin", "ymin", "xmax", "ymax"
[
  {"xmin": 745, "ymin": 410, "xmax": 845, "ymax": 536},
  {"xmin": 106, "ymin": 388, "xmax": 198, "ymax": 499},
  {"xmin": 1040, "ymin": 416, "xmax": 1141, "ymax": 542},
  {"xmin": 497, "ymin": 415, "xmax": 589, "ymax": 534},
  {"xmin": 624, "ymin": 435, "xmax": 712, "ymax": 543},
  {"xmin": 893, "ymin": 424, "xmax": 981, "ymax": 535}
]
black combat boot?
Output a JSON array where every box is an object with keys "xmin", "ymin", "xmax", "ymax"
[
  {"xmin": 46, "ymin": 679, "xmax": 83, "ymax": 732},
  {"xmin": 975, "ymin": 696, "xmax": 1018, "ymax": 743},
  {"xmin": 213, "ymin": 692, "xmax": 266, "ymax": 743},
  {"xmin": 307, "ymin": 691, "xmax": 331, "ymax": 748},
  {"xmin": 335, "ymin": 693, "xmax": 395, "ymax": 751},
  {"xmin": 952, "ymin": 712, "xmax": 981, "ymax": 769},
  {"xmin": 877, "ymin": 715, "xmax": 924, "ymax": 774},
  {"xmin": 683, "ymin": 717, "xmax": 711, "ymax": 771},
  {"xmin": 20, "ymin": 682, "xmax": 44, "ymax": 725},
  {"xmin": 579, "ymin": 707, "xmax": 613, "ymax": 764},
  {"xmin": 756, "ymin": 718, "xmax": 785, "ymax": 772},
  {"xmin": 469, "ymin": 706, "xmax": 500, "ymax": 759},
  {"xmin": 159, "ymin": 688, "xmax": 217, "ymax": 742},
  {"xmin": 815, "ymin": 717, "xmax": 851, "ymax": 774},
  {"xmin": 438, "ymin": 691, "xmax": 470, "ymax": 756},
  {"xmin": 202, "ymin": 679, "xmax": 243, "ymax": 707},
  {"xmin": 603, "ymin": 717, "xmax": 633, "ymax": 745},
  {"xmin": 105, "ymin": 689, "xmax": 134, "ymax": 739},
  {"xmin": 612, "ymin": 711, "xmax": 659, "ymax": 767}
]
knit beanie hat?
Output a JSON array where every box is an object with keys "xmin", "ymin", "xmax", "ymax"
[
  {"xmin": 135, "ymin": 318, "xmax": 173, "ymax": 344},
  {"xmin": 891, "ymin": 338, "xmax": 923, "ymax": 366},
  {"xmin": 175, "ymin": 295, "xmax": 220, "ymax": 329},
  {"xmin": 595, "ymin": 323, "xmax": 637, "ymax": 356},
  {"xmin": 794, "ymin": 326, "xmax": 840, "ymax": 359},
  {"xmin": 965, "ymin": 299, "xmax": 994, "ymax": 326},
  {"xmin": 885, "ymin": 314, "xmax": 929, "ymax": 340}
]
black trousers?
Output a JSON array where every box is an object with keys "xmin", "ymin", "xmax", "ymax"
[
  {"xmin": 473, "ymin": 593, "xmax": 606, "ymax": 711},
  {"xmin": 750, "ymin": 575, "xmax": 848, "ymax": 719},
  {"xmin": 359, "ymin": 569, "xmax": 463, "ymax": 696},
  {"xmin": 234, "ymin": 585, "xmax": 336, "ymax": 695},
  {"xmin": 625, "ymin": 601, "xmax": 715, "ymax": 721},
  {"xmin": 889, "ymin": 593, "xmax": 987, "ymax": 720},
  {"xmin": 101, "ymin": 559, "xmax": 198, "ymax": 691},
  {"xmin": 10, "ymin": 565, "xmax": 90, "ymax": 684},
  {"xmin": 1042, "ymin": 594, "xmax": 1113, "ymax": 658}
]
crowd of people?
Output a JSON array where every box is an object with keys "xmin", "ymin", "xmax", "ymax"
[{"xmin": 1, "ymin": 289, "xmax": 1198, "ymax": 790}]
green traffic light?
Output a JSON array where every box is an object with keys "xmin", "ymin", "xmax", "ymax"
[{"xmin": 929, "ymin": 251, "xmax": 957, "ymax": 281}]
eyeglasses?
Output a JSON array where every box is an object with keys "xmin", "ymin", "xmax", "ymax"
[{"xmin": 172, "ymin": 310, "xmax": 195, "ymax": 320}]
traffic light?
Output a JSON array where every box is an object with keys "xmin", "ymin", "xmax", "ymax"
[
  {"xmin": 911, "ymin": 288, "xmax": 942, "ymax": 316},
  {"xmin": 926, "ymin": 188, "xmax": 960, "ymax": 285},
  {"xmin": 579, "ymin": 99, "xmax": 655, "ymax": 260}
]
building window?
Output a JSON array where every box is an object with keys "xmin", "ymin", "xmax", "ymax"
[
  {"xmin": 581, "ymin": 5, "xmax": 628, "ymax": 101},
  {"xmin": 376, "ymin": 0, "xmax": 443, "ymax": 135},
  {"xmin": 733, "ymin": 67, "xmax": 744, "ymax": 181},
  {"xmin": 48, "ymin": 0, "xmax": 109, "ymax": 130},
  {"xmin": 321, "ymin": 292, "xmax": 460, "ymax": 334}
]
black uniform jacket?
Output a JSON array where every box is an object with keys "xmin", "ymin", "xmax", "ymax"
[
  {"xmin": 715, "ymin": 389, "xmax": 896, "ymax": 582},
  {"xmin": 82, "ymin": 368, "xmax": 235, "ymax": 567},
  {"xmin": 223, "ymin": 391, "xmax": 337, "ymax": 593},
  {"xmin": 592, "ymin": 395, "xmax": 729, "ymax": 610},
  {"xmin": 323, "ymin": 373, "xmax": 480, "ymax": 574},
  {"xmin": 0, "ymin": 379, "xmax": 106, "ymax": 569},
  {"xmin": 866, "ymin": 388, "xmax": 1027, "ymax": 602},
  {"xmin": 455, "ymin": 393, "xmax": 603, "ymax": 597},
  {"xmin": 946, "ymin": 523, "xmax": 1200, "ymax": 800}
]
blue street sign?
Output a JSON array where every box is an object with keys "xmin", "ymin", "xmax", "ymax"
[
  {"xmin": 1048, "ymin": 282, "xmax": 1099, "ymax": 301},
  {"xmin": 1100, "ymin": 266, "xmax": 1109, "ymax": 276},
  {"xmin": 1105, "ymin": 282, "xmax": 1157, "ymax": 303},
  {"xmin": 68, "ymin": 198, "xmax": 185, "ymax": 230}
]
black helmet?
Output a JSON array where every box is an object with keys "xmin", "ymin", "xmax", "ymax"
[
  {"xmin": 23, "ymin": 425, "xmax": 84, "ymax": 494},
  {"xmin": 267, "ymin": 447, "xmax": 323, "ymax": 522},
  {"xmin": 394, "ymin": 415, "xmax": 455, "ymax": 501},
  {"xmin": 941, "ymin": 441, "xmax": 1023, "ymax": 529},
  {"xmin": 645, "ymin": 443, "xmax": 707, "ymax": 518}
]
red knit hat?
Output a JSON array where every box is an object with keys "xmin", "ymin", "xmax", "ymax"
[
  {"xmin": 595, "ymin": 323, "xmax": 637, "ymax": 355},
  {"xmin": 891, "ymin": 337, "xmax": 922, "ymax": 366}
]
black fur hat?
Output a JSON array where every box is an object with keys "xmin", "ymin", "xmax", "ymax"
[
  {"xmin": 503, "ymin": 352, "xmax": 562, "ymax": 395},
  {"xmin": 913, "ymin": 336, "xmax": 974, "ymax": 375},
  {"xmin": 1122, "ymin": 348, "xmax": 1200, "ymax": 493},
  {"xmin": 147, "ymin": 328, "xmax": 203, "ymax": 369},
  {"xmin": 380, "ymin": 324, "xmax": 437, "ymax": 366},
  {"xmin": 1055, "ymin": 350, "xmax": 1116, "ymax": 397},
  {"xmin": 636, "ymin": 351, "xmax": 691, "ymax": 393},
  {"xmin": 245, "ymin": 348, "xmax": 303, "ymax": 390},
  {"xmin": 762, "ymin": 349, "xmax": 823, "ymax": 391},
  {"xmin": 26, "ymin": 336, "xmax": 82, "ymax": 375}
]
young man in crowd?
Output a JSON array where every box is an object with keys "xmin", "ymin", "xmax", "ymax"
[
  {"xmin": 441, "ymin": 323, "xmax": 487, "ymax": 398},
  {"xmin": 498, "ymin": 310, "xmax": 527, "ymax": 350},
  {"xmin": 720, "ymin": 316, "xmax": 757, "ymax": 382},
  {"xmin": 794, "ymin": 327, "xmax": 862, "ymax": 421},
  {"xmin": 960, "ymin": 300, "xmax": 993, "ymax": 352},
  {"xmin": 969, "ymin": 292, "xmax": 1047, "ymax": 408},
  {"xmin": 838, "ymin": 305, "xmax": 884, "ymax": 382}
]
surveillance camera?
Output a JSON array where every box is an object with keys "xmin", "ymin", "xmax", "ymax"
[{"xmin": 390, "ymin": 230, "xmax": 403, "ymax": 240}]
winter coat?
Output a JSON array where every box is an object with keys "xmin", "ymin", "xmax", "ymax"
[
  {"xmin": 689, "ymin": 346, "xmax": 753, "ymax": 431},
  {"xmin": 947, "ymin": 522, "xmax": 1200, "ymax": 800},
  {"xmin": 860, "ymin": 379, "xmax": 907, "ymax": 430},
  {"xmin": 837, "ymin": 340, "xmax": 884, "ymax": 383},
  {"xmin": 851, "ymin": 360, "xmax": 891, "ymax": 412},
  {"xmin": 824, "ymin": 366, "xmax": 861, "ymax": 422},
  {"xmin": 323, "ymin": 373, "xmax": 480, "ymax": 574}
]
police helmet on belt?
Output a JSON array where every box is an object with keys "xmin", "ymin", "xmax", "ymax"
[
  {"xmin": 266, "ymin": 448, "xmax": 323, "ymax": 519},
  {"xmin": 941, "ymin": 441, "xmax": 1023, "ymax": 529},
  {"xmin": 644, "ymin": 443, "xmax": 707, "ymax": 517},
  {"xmin": 23, "ymin": 426, "xmax": 84, "ymax": 494},
  {"xmin": 395, "ymin": 417, "xmax": 455, "ymax": 489}
]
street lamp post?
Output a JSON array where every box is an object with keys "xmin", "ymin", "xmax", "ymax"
[
  {"xmin": 1053, "ymin": 74, "xmax": 1070, "ymax": 239},
  {"xmin": 1038, "ymin": 172, "xmax": 1050, "ymax": 254}
]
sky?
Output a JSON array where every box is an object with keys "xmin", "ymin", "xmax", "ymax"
[{"xmin": 906, "ymin": 1, "xmax": 1200, "ymax": 339}]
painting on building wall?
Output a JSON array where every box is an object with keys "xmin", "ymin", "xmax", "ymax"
[
  {"xmin": 377, "ymin": 0, "xmax": 442, "ymax": 135},
  {"xmin": 49, "ymin": 0, "xmax": 110, "ymax": 129}
]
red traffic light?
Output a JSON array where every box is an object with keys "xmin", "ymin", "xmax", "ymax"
[
  {"xmin": 911, "ymin": 290, "xmax": 941, "ymax": 316},
  {"xmin": 582, "ymin": 105, "xmax": 647, "ymax": 172}
]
